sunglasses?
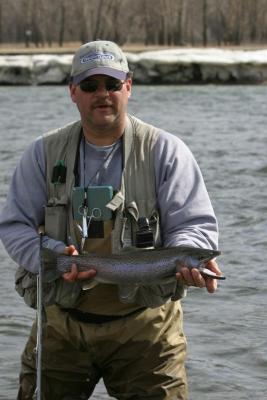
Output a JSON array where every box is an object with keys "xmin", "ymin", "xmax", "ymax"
[{"xmin": 79, "ymin": 78, "xmax": 126, "ymax": 93}]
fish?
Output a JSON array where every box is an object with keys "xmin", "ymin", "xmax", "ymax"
[{"xmin": 41, "ymin": 246, "xmax": 224, "ymax": 286}]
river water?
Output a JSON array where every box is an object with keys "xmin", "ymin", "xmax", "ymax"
[{"xmin": 0, "ymin": 84, "xmax": 266, "ymax": 399}]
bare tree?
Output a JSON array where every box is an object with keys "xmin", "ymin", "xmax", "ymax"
[
  {"xmin": 91, "ymin": 0, "xmax": 105, "ymax": 39},
  {"xmin": 176, "ymin": 0, "xmax": 185, "ymax": 45},
  {"xmin": 202, "ymin": 0, "xmax": 208, "ymax": 46},
  {"xmin": 0, "ymin": 0, "xmax": 2, "ymax": 43},
  {"xmin": 58, "ymin": 0, "xmax": 66, "ymax": 47},
  {"xmin": 2, "ymin": 0, "xmax": 267, "ymax": 48},
  {"xmin": 23, "ymin": 0, "xmax": 33, "ymax": 47}
]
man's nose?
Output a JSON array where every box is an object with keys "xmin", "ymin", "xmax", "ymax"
[{"xmin": 95, "ymin": 82, "xmax": 109, "ymax": 95}]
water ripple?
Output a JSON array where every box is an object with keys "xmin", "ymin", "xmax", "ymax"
[{"xmin": 0, "ymin": 85, "xmax": 266, "ymax": 400}]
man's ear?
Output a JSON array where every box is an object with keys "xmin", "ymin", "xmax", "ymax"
[
  {"xmin": 126, "ymin": 79, "xmax": 132, "ymax": 98},
  {"xmin": 69, "ymin": 83, "xmax": 77, "ymax": 104}
]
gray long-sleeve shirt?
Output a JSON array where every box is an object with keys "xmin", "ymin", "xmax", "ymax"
[{"xmin": 0, "ymin": 127, "xmax": 218, "ymax": 273}]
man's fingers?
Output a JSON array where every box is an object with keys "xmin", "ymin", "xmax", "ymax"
[
  {"xmin": 177, "ymin": 267, "xmax": 205, "ymax": 287},
  {"xmin": 191, "ymin": 268, "xmax": 206, "ymax": 287},
  {"xmin": 77, "ymin": 269, "xmax": 97, "ymax": 280},
  {"xmin": 176, "ymin": 264, "xmax": 221, "ymax": 292},
  {"xmin": 63, "ymin": 263, "xmax": 78, "ymax": 282},
  {"xmin": 63, "ymin": 264, "xmax": 97, "ymax": 282},
  {"xmin": 62, "ymin": 247, "xmax": 97, "ymax": 282},
  {"xmin": 64, "ymin": 245, "xmax": 78, "ymax": 256},
  {"xmin": 205, "ymin": 276, "xmax": 218, "ymax": 293},
  {"xmin": 206, "ymin": 259, "xmax": 222, "ymax": 275},
  {"xmin": 203, "ymin": 260, "xmax": 221, "ymax": 293}
]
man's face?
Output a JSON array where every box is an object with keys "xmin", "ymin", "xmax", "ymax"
[{"xmin": 69, "ymin": 74, "xmax": 132, "ymax": 136}]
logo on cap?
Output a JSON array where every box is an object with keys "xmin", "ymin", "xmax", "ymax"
[{"xmin": 80, "ymin": 52, "xmax": 115, "ymax": 64}]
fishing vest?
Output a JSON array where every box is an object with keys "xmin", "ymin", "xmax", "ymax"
[{"xmin": 15, "ymin": 114, "xmax": 186, "ymax": 311}]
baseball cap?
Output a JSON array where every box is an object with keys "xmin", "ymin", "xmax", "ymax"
[{"xmin": 70, "ymin": 40, "xmax": 130, "ymax": 85}]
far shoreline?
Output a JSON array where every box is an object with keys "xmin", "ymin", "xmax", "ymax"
[{"xmin": 2, "ymin": 45, "xmax": 267, "ymax": 85}]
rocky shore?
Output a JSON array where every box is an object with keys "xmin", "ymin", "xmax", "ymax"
[{"xmin": 1, "ymin": 48, "xmax": 267, "ymax": 85}]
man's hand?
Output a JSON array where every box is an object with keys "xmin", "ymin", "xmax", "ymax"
[
  {"xmin": 176, "ymin": 259, "xmax": 222, "ymax": 293},
  {"xmin": 62, "ymin": 245, "xmax": 97, "ymax": 282}
]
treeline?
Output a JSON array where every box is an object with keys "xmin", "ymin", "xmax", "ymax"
[{"xmin": 1, "ymin": 0, "xmax": 267, "ymax": 47}]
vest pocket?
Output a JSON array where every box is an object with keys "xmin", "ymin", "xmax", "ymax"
[
  {"xmin": 76, "ymin": 219, "xmax": 114, "ymax": 255},
  {"xmin": 45, "ymin": 204, "xmax": 67, "ymax": 243},
  {"xmin": 126, "ymin": 199, "xmax": 162, "ymax": 248}
]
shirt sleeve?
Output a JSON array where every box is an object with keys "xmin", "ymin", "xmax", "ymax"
[
  {"xmin": 0, "ymin": 138, "xmax": 66, "ymax": 273},
  {"xmin": 154, "ymin": 130, "xmax": 218, "ymax": 250}
]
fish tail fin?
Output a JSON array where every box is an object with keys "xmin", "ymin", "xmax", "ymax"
[{"xmin": 41, "ymin": 248, "xmax": 58, "ymax": 272}]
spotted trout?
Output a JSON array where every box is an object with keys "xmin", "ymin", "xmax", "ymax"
[{"xmin": 41, "ymin": 246, "xmax": 224, "ymax": 285}]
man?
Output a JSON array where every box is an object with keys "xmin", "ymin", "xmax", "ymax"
[{"xmin": 0, "ymin": 40, "xmax": 221, "ymax": 399}]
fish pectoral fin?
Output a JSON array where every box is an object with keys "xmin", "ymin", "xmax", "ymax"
[
  {"xmin": 82, "ymin": 279, "xmax": 98, "ymax": 291},
  {"xmin": 118, "ymin": 284, "xmax": 139, "ymax": 302}
]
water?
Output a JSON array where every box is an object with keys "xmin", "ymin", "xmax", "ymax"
[{"xmin": 0, "ymin": 84, "xmax": 266, "ymax": 399}]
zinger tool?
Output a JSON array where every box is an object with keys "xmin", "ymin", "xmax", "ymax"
[{"xmin": 72, "ymin": 186, "xmax": 113, "ymax": 252}]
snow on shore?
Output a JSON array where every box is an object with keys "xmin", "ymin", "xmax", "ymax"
[{"xmin": 1, "ymin": 48, "xmax": 267, "ymax": 84}]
